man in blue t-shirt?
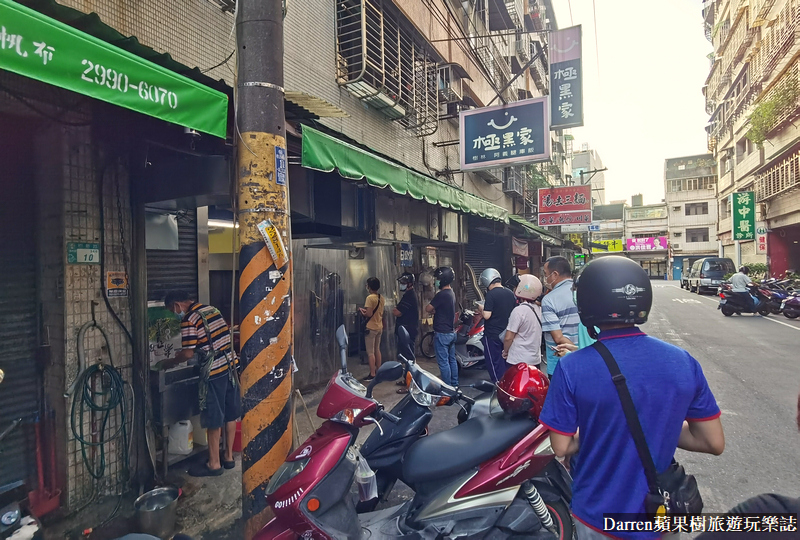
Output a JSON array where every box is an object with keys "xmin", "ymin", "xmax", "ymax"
[{"xmin": 539, "ymin": 257, "xmax": 725, "ymax": 540}]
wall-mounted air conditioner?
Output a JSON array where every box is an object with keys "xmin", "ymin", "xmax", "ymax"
[{"xmin": 437, "ymin": 65, "xmax": 464, "ymax": 103}]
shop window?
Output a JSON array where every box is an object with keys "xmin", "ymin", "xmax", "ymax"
[
  {"xmin": 686, "ymin": 227, "xmax": 710, "ymax": 242},
  {"xmin": 685, "ymin": 202, "xmax": 709, "ymax": 216}
]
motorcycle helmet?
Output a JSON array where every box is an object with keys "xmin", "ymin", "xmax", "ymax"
[
  {"xmin": 479, "ymin": 268, "xmax": 502, "ymax": 289},
  {"xmin": 433, "ymin": 266, "xmax": 455, "ymax": 288},
  {"xmin": 574, "ymin": 256, "xmax": 652, "ymax": 338},
  {"xmin": 398, "ymin": 272, "xmax": 415, "ymax": 290},
  {"xmin": 514, "ymin": 274, "xmax": 543, "ymax": 301},
  {"xmin": 497, "ymin": 363, "xmax": 549, "ymax": 419}
]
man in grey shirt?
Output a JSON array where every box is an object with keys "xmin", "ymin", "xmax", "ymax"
[
  {"xmin": 730, "ymin": 266, "xmax": 754, "ymax": 310},
  {"xmin": 541, "ymin": 256, "xmax": 580, "ymax": 378}
]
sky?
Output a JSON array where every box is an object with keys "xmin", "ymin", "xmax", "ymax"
[{"xmin": 551, "ymin": 0, "xmax": 713, "ymax": 205}]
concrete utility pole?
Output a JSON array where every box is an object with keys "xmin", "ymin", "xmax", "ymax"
[{"xmin": 236, "ymin": 1, "xmax": 293, "ymax": 538}]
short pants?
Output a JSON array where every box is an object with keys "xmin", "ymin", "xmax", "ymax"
[
  {"xmin": 201, "ymin": 373, "xmax": 241, "ymax": 429},
  {"xmin": 365, "ymin": 328, "xmax": 382, "ymax": 357}
]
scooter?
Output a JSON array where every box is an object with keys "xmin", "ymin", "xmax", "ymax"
[
  {"xmin": 718, "ymin": 283, "xmax": 773, "ymax": 316},
  {"xmin": 357, "ymin": 327, "xmax": 497, "ymax": 513},
  {"xmin": 455, "ymin": 309, "xmax": 485, "ymax": 369},
  {"xmin": 258, "ymin": 326, "xmax": 574, "ymax": 540},
  {"xmin": 781, "ymin": 292, "xmax": 800, "ymax": 319}
]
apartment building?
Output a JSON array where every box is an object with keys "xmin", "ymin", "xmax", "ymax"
[
  {"xmin": 665, "ymin": 154, "xmax": 719, "ymax": 280},
  {"xmin": 572, "ymin": 143, "xmax": 607, "ymax": 205},
  {"xmin": 703, "ymin": 0, "xmax": 800, "ymax": 274},
  {"xmin": 625, "ymin": 196, "xmax": 670, "ymax": 278}
]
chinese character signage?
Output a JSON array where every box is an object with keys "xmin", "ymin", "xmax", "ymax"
[
  {"xmin": 0, "ymin": 0, "xmax": 228, "ymax": 137},
  {"xmin": 549, "ymin": 25, "xmax": 584, "ymax": 129},
  {"xmin": 399, "ymin": 243, "xmax": 413, "ymax": 267},
  {"xmin": 731, "ymin": 191, "xmax": 756, "ymax": 241},
  {"xmin": 626, "ymin": 237, "xmax": 668, "ymax": 251},
  {"xmin": 568, "ymin": 234, "xmax": 584, "ymax": 247},
  {"xmin": 460, "ymin": 97, "xmax": 550, "ymax": 170},
  {"xmin": 591, "ymin": 239, "xmax": 624, "ymax": 253},
  {"xmin": 756, "ymin": 222, "xmax": 768, "ymax": 254},
  {"xmin": 538, "ymin": 185, "xmax": 591, "ymax": 213},
  {"xmin": 538, "ymin": 210, "xmax": 591, "ymax": 226}
]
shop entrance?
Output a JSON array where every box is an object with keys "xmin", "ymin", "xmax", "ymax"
[{"xmin": 639, "ymin": 259, "xmax": 668, "ymax": 279}]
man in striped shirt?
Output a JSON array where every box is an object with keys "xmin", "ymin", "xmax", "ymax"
[
  {"xmin": 541, "ymin": 256, "xmax": 580, "ymax": 378},
  {"xmin": 165, "ymin": 291, "xmax": 240, "ymax": 477}
]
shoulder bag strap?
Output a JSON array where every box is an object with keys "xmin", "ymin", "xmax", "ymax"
[
  {"xmin": 591, "ymin": 340, "xmax": 660, "ymax": 495},
  {"xmin": 522, "ymin": 302, "xmax": 542, "ymax": 327}
]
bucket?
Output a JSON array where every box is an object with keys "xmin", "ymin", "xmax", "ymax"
[
  {"xmin": 168, "ymin": 420, "xmax": 193, "ymax": 455},
  {"xmin": 134, "ymin": 487, "xmax": 179, "ymax": 538}
]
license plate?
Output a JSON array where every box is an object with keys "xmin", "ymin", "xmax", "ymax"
[{"xmin": 720, "ymin": 299, "xmax": 727, "ymax": 305}]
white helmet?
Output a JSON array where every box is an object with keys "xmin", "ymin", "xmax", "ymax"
[
  {"xmin": 514, "ymin": 274, "xmax": 543, "ymax": 301},
  {"xmin": 479, "ymin": 268, "xmax": 502, "ymax": 289}
]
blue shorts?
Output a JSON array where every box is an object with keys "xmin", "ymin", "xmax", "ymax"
[{"xmin": 201, "ymin": 374, "xmax": 241, "ymax": 429}]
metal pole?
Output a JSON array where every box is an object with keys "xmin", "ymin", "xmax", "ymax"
[{"xmin": 236, "ymin": 2, "xmax": 293, "ymax": 538}]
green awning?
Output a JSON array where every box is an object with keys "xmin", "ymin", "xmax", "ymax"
[
  {"xmin": 0, "ymin": 0, "xmax": 228, "ymax": 137},
  {"xmin": 509, "ymin": 215, "xmax": 563, "ymax": 246},
  {"xmin": 301, "ymin": 126, "xmax": 509, "ymax": 223}
]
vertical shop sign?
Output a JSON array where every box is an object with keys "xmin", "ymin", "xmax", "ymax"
[
  {"xmin": 731, "ymin": 191, "xmax": 756, "ymax": 241},
  {"xmin": 549, "ymin": 25, "xmax": 584, "ymax": 129},
  {"xmin": 756, "ymin": 222, "xmax": 768, "ymax": 254}
]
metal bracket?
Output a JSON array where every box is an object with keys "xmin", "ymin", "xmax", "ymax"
[{"xmin": 240, "ymin": 82, "xmax": 285, "ymax": 93}]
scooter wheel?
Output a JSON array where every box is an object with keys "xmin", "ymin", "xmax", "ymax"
[
  {"xmin": 758, "ymin": 307, "xmax": 771, "ymax": 316},
  {"xmin": 545, "ymin": 500, "xmax": 574, "ymax": 540},
  {"xmin": 721, "ymin": 305, "xmax": 735, "ymax": 317},
  {"xmin": 784, "ymin": 310, "xmax": 799, "ymax": 319}
]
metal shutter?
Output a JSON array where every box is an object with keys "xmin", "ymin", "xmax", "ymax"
[
  {"xmin": 0, "ymin": 172, "xmax": 38, "ymax": 493},
  {"xmin": 464, "ymin": 229, "xmax": 506, "ymax": 303},
  {"xmin": 147, "ymin": 211, "xmax": 198, "ymax": 302}
]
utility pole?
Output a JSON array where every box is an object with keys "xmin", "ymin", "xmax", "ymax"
[{"xmin": 236, "ymin": 2, "xmax": 293, "ymax": 538}]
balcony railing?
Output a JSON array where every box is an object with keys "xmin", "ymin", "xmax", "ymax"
[
  {"xmin": 505, "ymin": 0, "xmax": 525, "ymax": 28},
  {"xmin": 475, "ymin": 35, "xmax": 512, "ymax": 93},
  {"xmin": 759, "ymin": 0, "xmax": 800, "ymax": 82},
  {"xmin": 756, "ymin": 147, "xmax": 800, "ymax": 201}
]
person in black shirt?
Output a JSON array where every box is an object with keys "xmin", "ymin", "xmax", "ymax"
[
  {"xmin": 425, "ymin": 266, "xmax": 458, "ymax": 386},
  {"xmin": 477, "ymin": 268, "xmax": 517, "ymax": 382},
  {"xmin": 393, "ymin": 272, "xmax": 419, "ymax": 393}
]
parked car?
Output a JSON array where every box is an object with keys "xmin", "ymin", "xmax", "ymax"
[{"xmin": 687, "ymin": 257, "xmax": 736, "ymax": 294}]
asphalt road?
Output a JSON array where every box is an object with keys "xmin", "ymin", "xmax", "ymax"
[
  {"xmin": 648, "ymin": 282, "xmax": 800, "ymax": 512},
  {"xmin": 384, "ymin": 283, "xmax": 800, "ymax": 513}
]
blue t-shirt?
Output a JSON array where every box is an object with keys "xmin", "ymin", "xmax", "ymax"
[{"xmin": 539, "ymin": 327, "xmax": 721, "ymax": 539}]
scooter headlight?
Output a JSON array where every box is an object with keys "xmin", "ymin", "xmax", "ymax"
[
  {"xmin": 409, "ymin": 379, "xmax": 442, "ymax": 408},
  {"xmin": 266, "ymin": 457, "xmax": 310, "ymax": 496}
]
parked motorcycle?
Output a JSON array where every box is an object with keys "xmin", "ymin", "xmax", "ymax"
[
  {"xmin": 357, "ymin": 327, "xmax": 496, "ymax": 513},
  {"xmin": 258, "ymin": 325, "xmax": 574, "ymax": 540},
  {"xmin": 718, "ymin": 283, "xmax": 773, "ymax": 316},
  {"xmin": 781, "ymin": 292, "xmax": 800, "ymax": 319}
]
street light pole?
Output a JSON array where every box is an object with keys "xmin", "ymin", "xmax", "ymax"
[{"xmin": 236, "ymin": 2, "xmax": 293, "ymax": 538}]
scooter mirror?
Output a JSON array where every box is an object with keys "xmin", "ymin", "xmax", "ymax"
[
  {"xmin": 396, "ymin": 326, "xmax": 415, "ymax": 363},
  {"xmin": 335, "ymin": 324, "xmax": 348, "ymax": 350},
  {"xmin": 365, "ymin": 361, "xmax": 404, "ymax": 398},
  {"xmin": 473, "ymin": 380, "xmax": 496, "ymax": 392}
]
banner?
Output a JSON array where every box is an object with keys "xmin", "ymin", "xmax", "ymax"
[
  {"xmin": 460, "ymin": 97, "xmax": 550, "ymax": 170},
  {"xmin": 731, "ymin": 191, "xmax": 756, "ymax": 241},
  {"xmin": 592, "ymin": 239, "xmax": 624, "ymax": 253},
  {"xmin": 512, "ymin": 237, "xmax": 529, "ymax": 257},
  {"xmin": 626, "ymin": 237, "xmax": 668, "ymax": 252},
  {"xmin": 549, "ymin": 25, "xmax": 584, "ymax": 129},
  {"xmin": 756, "ymin": 222, "xmax": 768, "ymax": 254},
  {"xmin": 0, "ymin": 0, "xmax": 228, "ymax": 137},
  {"xmin": 538, "ymin": 210, "xmax": 591, "ymax": 226}
]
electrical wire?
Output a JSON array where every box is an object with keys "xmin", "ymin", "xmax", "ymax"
[
  {"xmin": 567, "ymin": 0, "xmax": 574, "ymax": 25},
  {"xmin": 201, "ymin": 50, "xmax": 235, "ymax": 73},
  {"xmin": 592, "ymin": 0, "xmax": 601, "ymax": 79}
]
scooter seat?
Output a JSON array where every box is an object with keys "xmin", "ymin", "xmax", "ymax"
[{"xmin": 402, "ymin": 414, "xmax": 537, "ymax": 484}]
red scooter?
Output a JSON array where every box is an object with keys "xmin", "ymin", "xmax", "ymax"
[{"xmin": 257, "ymin": 326, "xmax": 573, "ymax": 540}]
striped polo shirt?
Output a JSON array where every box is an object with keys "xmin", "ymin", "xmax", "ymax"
[
  {"xmin": 181, "ymin": 303, "xmax": 238, "ymax": 378},
  {"xmin": 541, "ymin": 279, "xmax": 580, "ymax": 375}
]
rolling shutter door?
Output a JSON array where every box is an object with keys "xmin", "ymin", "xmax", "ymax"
[
  {"xmin": 464, "ymin": 229, "xmax": 505, "ymax": 303},
  {"xmin": 147, "ymin": 210, "xmax": 198, "ymax": 301}
]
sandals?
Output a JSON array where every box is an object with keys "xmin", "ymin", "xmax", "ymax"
[{"xmin": 363, "ymin": 374, "xmax": 375, "ymax": 381}]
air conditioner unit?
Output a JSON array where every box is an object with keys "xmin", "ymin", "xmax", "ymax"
[
  {"xmin": 437, "ymin": 65, "xmax": 464, "ymax": 103},
  {"xmin": 672, "ymin": 243, "xmax": 680, "ymax": 249}
]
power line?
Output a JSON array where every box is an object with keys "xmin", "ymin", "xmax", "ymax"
[
  {"xmin": 567, "ymin": 0, "xmax": 574, "ymax": 25},
  {"xmin": 592, "ymin": 0, "xmax": 601, "ymax": 79}
]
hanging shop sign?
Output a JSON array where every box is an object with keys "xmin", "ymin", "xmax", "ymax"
[
  {"xmin": 626, "ymin": 237, "xmax": 668, "ymax": 252},
  {"xmin": 460, "ymin": 97, "xmax": 550, "ymax": 171},
  {"xmin": 756, "ymin": 222, "xmax": 768, "ymax": 254},
  {"xmin": 568, "ymin": 234, "xmax": 584, "ymax": 247},
  {"xmin": 591, "ymin": 239, "xmax": 624, "ymax": 253},
  {"xmin": 399, "ymin": 243, "xmax": 413, "ymax": 267},
  {"xmin": 537, "ymin": 184, "xmax": 592, "ymax": 227},
  {"xmin": 731, "ymin": 191, "xmax": 756, "ymax": 241},
  {"xmin": 538, "ymin": 210, "xmax": 591, "ymax": 226},
  {"xmin": 106, "ymin": 271, "xmax": 129, "ymax": 298},
  {"xmin": 0, "ymin": 0, "xmax": 228, "ymax": 138},
  {"xmin": 67, "ymin": 242, "xmax": 100, "ymax": 265},
  {"xmin": 549, "ymin": 25, "xmax": 584, "ymax": 129}
]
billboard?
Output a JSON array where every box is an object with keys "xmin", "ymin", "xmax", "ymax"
[
  {"xmin": 626, "ymin": 237, "xmax": 668, "ymax": 252},
  {"xmin": 592, "ymin": 239, "xmax": 624, "ymax": 253},
  {"xmin": 537, "ymin": 184, "xmax": 592, "ymax": 227},
  {"xmin": 549, "ymin": 26, "xmax": 584, "ymax": 129},
  {"xmin": 731, "ymin": 191, "xmax": 756, "ymax": 241},
  {"xmin": 460, "ymin": 97, "xmax": 550, "ymax": 171}
]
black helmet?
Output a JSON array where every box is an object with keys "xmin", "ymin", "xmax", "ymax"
[
  {"xmin": 398, "ymin": 272, "xmax": 415, "ymax": 286},
  {"xmin": 433, "ymin": 266, "xmax": 455, "ymax": 288},
  {"xmin": 740, "ymin": 266, "xmax": 750, "ymax": 274},
  {"xmin": 575, "ymin": 256, "xmax": 652, "ymax": 336}
]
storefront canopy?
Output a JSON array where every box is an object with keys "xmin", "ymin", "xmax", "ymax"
[
  {"xmin": 301, "ymin": 126, "xmax": 509, "ymax": 223},
  {"xmin": 509, "ymin": 215, "xmax": 563, "ymax": 246},
  {"xmin": 0, "ymin": 0, "xmax": 228, "ymax": 137}
]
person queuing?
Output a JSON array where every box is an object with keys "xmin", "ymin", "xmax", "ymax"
[
  {"xmin": 539, "ymin": 257, "xmax": 725, "ymax": 539},
  {"xmin": 393, "ymin": 272, "xmax": 419, "ymax": 394},
  {"xmin": 501, "ymin": 274, "xmax": 544, "ymax": 373},
  {"xmin": 540, "ymin": 256, "xmax": 581, "ymax": 378},
  {"xmin": 162, "ymin": 290, "xmax": 240, "ymax": 477},
  {"xmin": 358, "ymin": 277, "xmax": 385, "ymax": 381},
  {"xmin": 476, "ymin": 268, "xmax": 516, "ymax": 382},
  {"xmin": 425, "ymin": 266, "xmax": 458, "ymax": 387}
]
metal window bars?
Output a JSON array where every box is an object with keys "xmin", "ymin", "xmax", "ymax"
[
  {"xmin": 756, "ymin": 147, "xmax": 800, "ymax": 201},
  {"xmin": 336, "ymin": 0, "xmax": 440, "ymax": 136}
]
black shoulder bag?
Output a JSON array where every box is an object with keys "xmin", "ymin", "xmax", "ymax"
[{"xmin": 592, "ymin": 341, "xmax": 703, "ymax": 515}]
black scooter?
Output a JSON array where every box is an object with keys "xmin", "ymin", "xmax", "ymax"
[
  {"xmin": 718, "ymin": 284, "xmax": 772, "ymax": 316},
  {"xmin": 357, "ymin": 327, "xmax": 497, "ymax": 513}
]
